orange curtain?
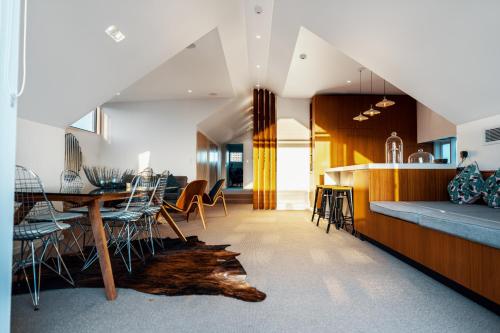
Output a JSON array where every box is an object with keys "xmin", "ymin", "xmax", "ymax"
[{"xmin": 253, "ymin": 89, "xmax": 276, "ymax": 209}]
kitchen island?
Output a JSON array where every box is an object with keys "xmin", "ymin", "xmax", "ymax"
[{"xmin": 321, "ymin": 163, "xmax": 500, "ymax": 305}]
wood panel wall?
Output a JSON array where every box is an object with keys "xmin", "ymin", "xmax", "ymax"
[
  {"xmin": 253, "ymin": 89, "xmax": 277, "ymax": 209},
  {"xmin": 312, "ymin": 94, "xmax": 433, "ymax": 185},
  {"xmin": 351, "ymin": 168, "xmax": 499, "ymax": 304},
  {"xmin": 196, "ymin": 131, "xmax": 219, "ymax": 189}
]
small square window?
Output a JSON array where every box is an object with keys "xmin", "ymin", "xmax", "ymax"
[{"xmin": 229, "ymin": 152, "xmax": 243, "ymax": 162}]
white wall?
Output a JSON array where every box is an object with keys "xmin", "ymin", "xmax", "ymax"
[
  {"xmin": 276, "ymin": 97, "xmax": 311, "ymax": 210},
  {"xmin": 417, "ymin": 102, "xmax": 456, "ymax": 143},
  {"xmin": 457, "ymin": 114, "xmax": 500, "ymax": 170},
  {"xmin": 1, "ymin": 0, "xmax": 19, "ymax": 329},
  {"xmin": 16, "ymin": 118, "xmax": 65, "ymax": 188},
  {"xmin": 101, "ymin": 99, "xmax": 224, "ymax": 180}
]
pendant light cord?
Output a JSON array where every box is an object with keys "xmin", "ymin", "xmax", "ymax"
[
  {"xmin": 7, "ymin": 0, "xmax": 27, "ymax": 105},
  {"xmin": 17, "ymin": 0, "xmax": 28, "ymax": 97}
]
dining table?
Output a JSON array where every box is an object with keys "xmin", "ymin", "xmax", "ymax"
[{"xmin": 14, "ymin": 186, "xmax": 187, "ymax": 301}]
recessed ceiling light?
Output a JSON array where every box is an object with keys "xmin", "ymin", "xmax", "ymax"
[
  {"xmin": 299, "ymin": 53, "xmax": 307, "ymax": 60},
  {"xmin": 115, "ymin": 92, "xmax": 121, "ymax": 96},
  {"xmin": 255, "ymin": 83, "xmax": 260, "ymax": 88},
  {"xmin": 105, "ymin": 25, "xmax": 125, "ymax": 43},
  {"xmin": 256, "ymin": 64, "xmax": 261, "ymax": 69},
  {"xmin": 186, "ymin": 43, "xmax": 196, "ymax": 49},
  {"xmin": 187, "ymin": 89, "xmax": 193, "ymax": 93},
  {"xmin": 347, "ymin": 80, "xmax": 352, "ymax": 84},
  {"xmin": 209, "ymin": 92, "xmax": 217, "ymax": 96},
  {"xmin": 255, "ymin": 35, "xmax": 261, "ymax": 39}
]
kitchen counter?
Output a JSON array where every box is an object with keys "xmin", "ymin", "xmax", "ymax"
[
  {"xmin": 325, "ymin": 163, "xmax": 456, "ymax": 173},
  {"xmin": 324, "ymin": 163, "xmax": 456, "ymax": 186}
]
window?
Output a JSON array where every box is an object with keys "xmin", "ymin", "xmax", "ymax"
[
  {"xmin": 229, "ymin": 152, "xmax": 243, "ymax": 163},
  {"xmin": 433, "ymin": 137, "xmax": 456, "ymax": 164},
  {"xmin": 71, "ymin": 108, "xmax": 99, "ymax": 133}
]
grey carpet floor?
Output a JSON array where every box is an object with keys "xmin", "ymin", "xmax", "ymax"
[{"xmin": 11, "ymin": 205, "xmax": 500, "ymax": 333}]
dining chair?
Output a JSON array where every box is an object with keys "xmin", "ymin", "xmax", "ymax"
[
  {"xmin": 134, "ymin": 177, "xmax": 168, "ymax": 255},
  {"xmin": 202, "ymin": 179, "xmax": 228, "ymax": 216},
  {"xmin": 13, "ymin": 165, "xmax": 75, "ymax": 310},
  {"xmin": 162, "ymin": 180, "xmax": 208, "ymax": 229},
  {"xmin": 117, "ymin": 167, "xmax": 156, "ymax": 208},
  {"xmin": 59, "ymin": 169, "xmax": 114, "ymax": 259},
  {"xmin": 82, "ymin": 175, "xmax": 149, "ymax": 273}
]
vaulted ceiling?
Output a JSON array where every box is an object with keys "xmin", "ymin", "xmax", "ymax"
[{"xmin": 18, "ymin": 0, "xmax": 500, "ymax": 142}]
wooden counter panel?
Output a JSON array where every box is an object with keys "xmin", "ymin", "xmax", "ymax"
[
  {"xmin": 349, "ymin": 167, "xmax": 499, "ymax": 304},
  {"xmin": 367, "ymin": 169, "xmax": 455, "ymax": 202},
  {"xmin": 365, "ymin": 213, "xmax": 499, "ymax": 304}
]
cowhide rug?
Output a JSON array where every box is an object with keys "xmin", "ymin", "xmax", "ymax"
[{"xmin": 12, "ymin": 236, "xmax": 266, "ymax": 302}]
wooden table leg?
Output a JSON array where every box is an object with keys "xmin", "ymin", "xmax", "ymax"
[
  {"xmin": 87, "ymin": 200, "xmax": 117, "ymax": 300},
  {"xmin": 159, "ymin": 207, "xmax": 187, "ymax": 242}
]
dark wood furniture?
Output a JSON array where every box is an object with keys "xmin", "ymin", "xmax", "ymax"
[
  {"xmin": 15, "ymin": 186, "xmax": 187, "ymax": 301},
  {"xmin": 15, "ymin": 188, "xmax": 138, "ymax": 300}
]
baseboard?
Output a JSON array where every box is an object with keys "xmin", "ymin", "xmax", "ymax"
[{"xmin": 361, "ymin": 234, "xmax": 500, "ymax": 315}]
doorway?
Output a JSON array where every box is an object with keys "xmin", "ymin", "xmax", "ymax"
[{"xmin": 226, "ymin": 144, "xmax": 243, "ymax": 188}]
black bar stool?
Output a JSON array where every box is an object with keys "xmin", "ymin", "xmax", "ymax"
[
  {"xmin": 323, "ymin": 185, "xmax": 354, "ymax": 234},
  {"xmin": 312, "ymin": 185, "xmax": 332, "ymax": 225}
]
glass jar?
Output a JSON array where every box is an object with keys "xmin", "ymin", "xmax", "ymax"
[
  {"xmin": 385, "ymin": 132, "xmax": 403, "ymax": 163},
  {"xmin": 408, "ymin": 149, "xmax": 434, "ymax": 164}
]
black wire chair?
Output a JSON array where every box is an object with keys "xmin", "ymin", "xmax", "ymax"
[{"xmin": 13, "ymin": 165, "xmax": 75, "ymax": 310}]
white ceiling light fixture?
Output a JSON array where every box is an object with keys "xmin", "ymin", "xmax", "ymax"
[
  {"xmin": 256, "ymin": 64, "xmax": 261, "ymax": 69},
  {"xmin": 375, "ymin": 79, "xmax": 396, "ymax": 108},
  {"xmin": 353, "ymin": 68, "xmax": 368, "ymax": 122},
  {"xmin": 254, "ymin": 5, "xmax": 263, "ymax": 14},
  {"xmin": 347, "ymin": 80, "xmax": 352, "ymax": 84},
  {"xmin": 187, "ymin": 89, "xmax": 193, "ymax": 93},
  {"xmin": 363, "ymin": 71, "xmax": 381, "ymax": 117},
  {"xmin": 115, "ymin": 92, "xmax": 121, "ymax": 96},
  {"xmin": 255, "ymin": 35, "xmax": 261, "ymax": 39},
  {"xmin": 105, "ymin": 25, "xmax": 125, "ymax": 43}
]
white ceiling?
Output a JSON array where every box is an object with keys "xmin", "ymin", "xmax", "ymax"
[
  {"xmin": 112, "ymin": 29, "xmax": 234, "ymax": 102},
  {"xmin": 17, "ymin": 0, "xmax": 500, "ymax": 139},
  {"xmin": 283, "ymin": 27, "xmax": 403, "ymax": 97},
  {"xmin": 268, "ymin": 0, "xmax": 500, "ymax": 125}
]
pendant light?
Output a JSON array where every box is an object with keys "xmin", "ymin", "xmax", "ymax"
[
  {"xmin": 375, "ymin": 79, "xmax": 395, "ymax": 108},
  {"xmin": 363, "ymin": 72, "xmax": 380, "ymax": 116},
  {"xmin": 353, "ymin": 68, "xmax": 368, "ymax": 121}
]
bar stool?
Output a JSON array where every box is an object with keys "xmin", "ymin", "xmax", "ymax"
[
  {"xmin": 325, "ymin": 185, "xmax": 354, "ymax": 234},
  {"xmin": 312, "ymin": 185, "xmax": 332, "ymax": 225}
]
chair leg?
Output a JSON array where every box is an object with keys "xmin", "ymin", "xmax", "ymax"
[
  {"xmin": 196, "ymin": 197, "xmax": 207, "ymax": 229},
  {"xmin": 311, "ymin": 187, "xmax": 320, "ymax": 222},
  {"xmin": 159, "ymin": 207, "xmax": 187, "ymax": 242},
  {"xmin": 221, "ymin": 194, "xmax": 228, "ymax": 216},
  {"xmin": 25, "ymin": 240, "xmax": 41, "ymax": 310}
]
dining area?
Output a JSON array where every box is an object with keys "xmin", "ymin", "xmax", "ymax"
[{"xmin": 12, "ymin": 164, "xmax": 232, "ymax": 310}]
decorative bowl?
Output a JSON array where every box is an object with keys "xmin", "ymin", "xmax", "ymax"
[{"xmin": 83, "ymin": 166, "xmax": 135, "ymax": 189}]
